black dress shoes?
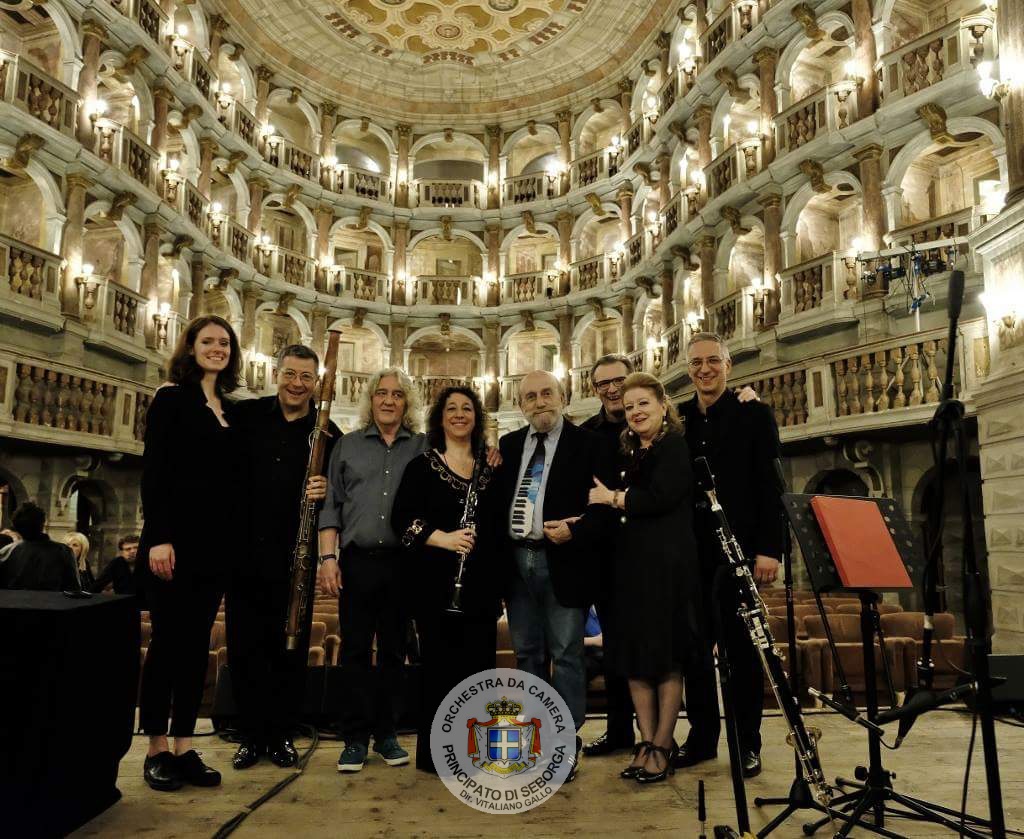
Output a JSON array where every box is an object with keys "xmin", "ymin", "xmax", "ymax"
[
  {"xmin": 143, "ymin": 751, "xmax": 183, "ymax": 792},
  {"xmin": 672, "ymin": 742, "xmax": 717, "ymax": 769},
  {"xmin": 741, "ymin": 750, "xmax": 762, "ymax": 778},
  {"xmin": 583, "ymin": 730, "xmax": 635, "ymax": 757},
  {"xmin": 232, "ymin": 741, "xmax": 262, "ymax": 770},
  {"xmin": 175, "ymin": 750, "xmax": 222, "ymax": 787},
  {"xmin": 565, "ymin": 736, "xmax": 583, "ymax": 783},
  {"xmin": 269, "ymin": 738, "xmax": 299, "ymax": 768}
]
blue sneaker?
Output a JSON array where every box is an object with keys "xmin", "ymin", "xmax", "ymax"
[
  {"xmin": 373, "ymin": 736, "xmax": 410, "ymax": 767},
  {"xmin": 337, "ymin": 742, "xmax": 368, "ymax": 772}
]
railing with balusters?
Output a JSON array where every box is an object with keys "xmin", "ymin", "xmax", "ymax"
[
  {"xmin": 108, "ymin": 0, "xmax": 167, "ymax": 44},
  {"xmin": 501, "ymin": 373, "xmax": 527, "ymax": 406},
  {"xmin": 626, "ymin": 233, "xmax": 645, "ymax": 270},
  {"xmin": 779, "ymin": 251, "xmax": 859, "ymax": 318},
  {"xmin": 0, "ymin": 50, "xmax": 78, "ymax": 137},
  {"xmin": 415, "ymin": 376, "xmax": 478, "ymax": 407},
  {"xmin": 886, "ymin": 207, "xmax": 975, "ymax": 252},
  {"xmin": 215, "ymin": 96, "xmax": 257, "ymax": 148},
  {"xmin": 0, "ymin": 233, "xmax": 60, "ymax": 310},
  {"xmin": 335, "ymin": 370, "xmax": 371, "ymax": 406},
  {"xmin": 708, "ymin": 287, "xmax": 758, "ymax": 341},
  {"xmin": 774, "ymin": 82, "xmax": 860, "ymax": 157},
  {"xmin": 504, "ymin": 172, "xmax": 555, "ymax": 205},
  {"xmin": 414, "ymin": 179, "xmax": 482, "ymax": 209},
  {"xmin": 570, "ymin": 148, "xmax": 611, "ymax": 190},
  {"xmin": 415, "ymin": 275, "xmax": 478, "ymax": 306},
  {"xmin": 93, "ymin": 118, "xmax": 156, "ymax": 189},
  {"xmin": 333, "ymin": 165, "xmax": 390, "ymax": 202},
  {"xmin": 704, "ymin": 140, "xmax": 762, "ymax": 200},
  {"xmin": 879, "ymin": 13, "xmax": 995, "ymax": 105},
  {"xmin": 261, "ymin": 134, "xmax": 318, "ymax": 182},
  {"xmin": 321, "ymin": 267, "xmax": 389, "ymax": 302},
  {"xmin": 253, "ymin": 244, "xmax": 313, "ymax": 287},
  {"xmin": 570, "ymin": 366, "xmax": 596, "ymax": 402},
  {"xmin": 571, "ymin": 254, "xmax": 607, "ymax": 291},
  {"xmin": 502, "ymin": 271, "xmax": 555, "ymax": 303},
  {"xmin": 210, "ymin": 216, "xmax": 254, "ymax": 263},
  {"xmin": 79, "ymin": 275, "xmax": 149, "ymax": 351},
  {"xmin": 169, "ymin": 40, "xmax": 218, "ymax": 105}
]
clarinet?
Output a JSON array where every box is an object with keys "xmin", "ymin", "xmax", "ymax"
[
  {"xmin": 447, "ymin": 444, "xmax": 484, "ymax": 614},
  {"xmin": 694, "ymin": 456, "xmax": 834, "ymax": 810},
  {"xmin": 284, "ymin": 330, "xmax": 341, "ymax": 650}
]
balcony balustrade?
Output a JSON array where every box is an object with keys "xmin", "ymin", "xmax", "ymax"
[
  {"xmin": 414, "ymin": 178, "xmax": 483, "ymax": 209},
  {"xmin": 570, "ymin": 148, "xmax": 615, "ymax": 190},
  {"xmin": 879, "ymin": 13, "xmax": 995, "ymax": 105},
  {"xmin": 626, "ymin": 233, "xmax": 645, "ymax": 270},
  {"xmin": 502, "ymin": 271, "xmax": 555, "ymax": 303},
  {"xmin": 0, "ymin": 50, "xmax": 77, "ymax": 137},
  {"xmin": 504, "ymin": 172, "xmax": 555, "ymax": 205},
  {"xmin": 109, "ymin": 0, "xmax": 167, "ymax": 44},
  {"xmin": 210, "ymin": 216, "xmax": 254, "ymax": 263},
  {"xmin": 774, "ymin": 82, "xmax": 861, "ymax": 157},
  {"xmin": 93, "ymin": 118, "xmax": 156, "ymax": 190},
  {"xmin": 0, "ymin": 233, "xmax": 60, "ymax": 313},
  {"xmin": 415, "ymin": 275, "xmax": 479, "ymax": 306},
  {"xmin": 254, "ymin": 243, "xmax": 314, "ymax": 287},
  {"xmin": 262, "ymin": 134, "xmax": 318, "ymax": 183},
  {"xmin": 708, "ymin": 287, "xmax": 759, "ymax": 345},
  {"xmin": 662, "ymin": 322, "xmax": 685, "ymax": 372},
  {"xmin": 416, "ymin": 376, "xmax": 478, "ymax": 407},
  {"xmin": 320, "ymin": 164, "xmax": 390, "ymax": 202},
  {"xmin": 661, "ymin": 192, "xmax": 682, "ymax": 238},
  {"xmin": 78, "ymin": 274, "xmax": 148, "ymax": 352},
  {"xmin": 169, "ymin": 40, "xmax": 217, "ymax": 105},
  {"xmin": 569, "ymin": 366, "xmax": 596, "ymax": 402},
  {"xmin": 335, "ymin": 370, "xmax": 371, "ymax": 405},
  {"xmin": 321, "ymin": 266, "xmax": 389, "ymax": 302},
  {"xmin": 703, "ymin": 140, "xmax": 762, "ymax": 201},
  {"xmin": 699, "ymin": 0, "xmax": 760, "ymax": 68},
  {"xmin": 571, "ymin": 254, "xmax": 609, "ymax": 291},
  {"xmin": 215, "ymin": 96, "xmax": 257, "ymax": 148},
  {"xmin": 779, "ymin": 251, "xmax": 859, "ymax": 319}
]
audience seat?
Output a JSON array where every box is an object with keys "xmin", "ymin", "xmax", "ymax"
[
  {"xmin": 836, "ymin": 602, "xmax": 904, "ymax": 616},
  {"xmin": 496, "ymin": 613, "xmax": 516, "ymax": 669},
  {"xmin": 308, "ymin": 621, "xmax": 327, "ymax": 667},
  {"xmin": 765, "ymin": 615, "xmax": 831, "ymax": 708},
  {"xmin": 879, "ymin": 612, "xmax": 967, "ymax": 691}
]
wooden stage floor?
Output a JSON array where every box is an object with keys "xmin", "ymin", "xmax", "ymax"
[{"xmin": 74, "ymin": 712, "xmax": 1023, "ymax": 838}]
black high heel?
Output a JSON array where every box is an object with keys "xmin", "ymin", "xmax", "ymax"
[
  {"xmin": 636, "ymin": 742, "xmax": 677, "ymax": 784},
  {"xmin": 619, "ymin": 741, "xmax": 653, "ymax": 779}
]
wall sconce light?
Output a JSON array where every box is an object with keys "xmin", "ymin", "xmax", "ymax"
[
  {"xmin": 645, "ymin": 94, "xmax": 659, "ymax": 126},
  {"xmin": 152, "ymin": 301, "xmax": 172, "ymax": 349},
  {"xmin": 980, "ymin": 288, "xmax": 1024, "ymax": 349},
  {"xmin": 260, "ymin": 122, "xmax": 277, "ymax": 138},
  {"xmin": 86, "ymin": 98, "xmax": 108, "ymax": 122},
  {"xmin": 171, "ymin": 25, "xmax": 190, "ymax": 70},
  {"xmin": 553, "ymin": 362, "xmax": 567, "ymax": 380},
  {"xmin": 978, "ymin": 61, "xmax": 1012, "ymax": 100},
  {"xmin": 685, "ymin": 308, "xmax": 703, "ymax": 331},
  {"xmin": 214, "ymin": 82, "xmax": 233, "ymax": 111},
  {"xmin": 843, "ymin": 237, "xmax": 863, "ymax": 271},
  {"xmin": 76, "ymin": 263, "xmax": 99, "ymax": 309},
  {"xmin": 161, "ymin": 157, "xmax": 183, "ymax": 202},
  {"xmin": 544, "ymin": 162, "xmax": 564, "ymax": 187}
]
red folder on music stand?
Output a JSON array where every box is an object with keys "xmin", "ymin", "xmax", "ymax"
[{"xmin": 809, "ymin": 496, "xmax": 913, "ymax": 590}]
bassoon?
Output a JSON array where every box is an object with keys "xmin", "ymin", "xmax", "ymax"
[{"xmin": 284, "ymin": 329, "xmax": 341, "ymax": 651}]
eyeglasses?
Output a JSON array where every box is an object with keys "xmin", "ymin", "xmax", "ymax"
[
  {"xmin": 280, "ymin": 370, "xmax": 317, "ymax": 385},
  {"xmin": 687, "ymin": 356, "xmax": 725, "ymax": 371},
  {"xmin": 594, "ymin": 375, "xmax": 627, "ymax": 392}
]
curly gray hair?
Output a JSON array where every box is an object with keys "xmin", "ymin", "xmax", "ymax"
[{"xmin": 357, "ymin": 367, "xmax": 422, "ymax": 433}]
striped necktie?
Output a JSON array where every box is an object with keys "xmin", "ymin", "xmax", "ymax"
[{"xmin": 511, "ymin": 432, "xmax": 547, "ymax": 539}]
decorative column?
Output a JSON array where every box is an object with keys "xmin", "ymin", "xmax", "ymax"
[
  {"xmin": 754, "ymin": 48, "xmax": 778, "ymax": 164},
  {"xmin": 854, "ymin": 144, "xmax": 886, "ymax": 296},
  {"xmin": 255, "ymin": 65, "xmax": 273, "ymax": 125},
  {"xmin": 660, "ymin": 262, "xmax": 676, "ymax": 328},
  {"xmin": 656, "ymin": 150, "xmax": 671, "ymax": 208},
  {"xmin": 999, "ymin": 0, "xmax": 1024, "ymax": 205},
  {"xmin": 389, "ymin": 320, "xmax": 407, "ymax": 367},
  {"xmin": 209, "ymin": 15, "xmax": 229, "ymax": 60},
  {"xmin": 310, "ymin": 304, "xmax": 329, "ymax": 353},
  {"xmin": 693, "ymin": 0, "xmax": 708, "ymax": 36},
  {"xmin": 851, "ymin": 0, "xmax": 879, "ymax": 118},
  {"xmin": 320, "ymin": 103, "xmax": 336, "ymax": 158},
  {"xmin": 483, "ymin": 319, "xmax": 500, "ymax": 412},
  {"xmin": 556, "ymin": 109, "xmax": 572, "ymax": 196},
  {"xmin": 140, "ymin": 222, "xmax": 161, "ymax": 302},
  {"xmin": 698, "ymin": 233, "xmax": 717, "ymax": 312},
  {"xmin": 620, "ymin": 293, "xmax": 635, "ymax": 353},
  {"xmin": 76, "ymin": 20, "xmax": 106, "ymax": 147},
  {"xmin": 197, "ymin": 137, "xmax": 218, "ymax": 197},
  {"xmin": 396, "ymin": 124, "xmax": 412, "ymax": 209},
  {"xmin": 315, "ymin": 204, "xmax": 334, "ymax": 267},
  {"xmin": 240, "ymin": 284, "xmax": 261, "ymax": 352},
  {"xmin": 618, "ymin": 78, "xmax": 633, "ymax": 134},
  {"xmin": 151, "ymin": 86, "xmax": 174, "ymax": 162},
  {"xmin": 61, "ymin": 174, "xmax": 92, "ymax": 318},
  {"xmin": 759, "ymin": 192, "xmax": 782, "ymax": 326},
  {"xmin": 247, "ymin": 177, "xmax": 266, "ymax": 232},
  {"xmin": 392, "ymin": 219, "xmax": 409, "ymax": 305},
  {"xmin": 656, "ymin": 31, "xmax": 671, "ymax": 80},
  {"xmin": 486, "ymin": 125, "xmax": 501, "ymax": 210},
  {"xmin": 557, "ymin": 210, "xmax": 573, "ymax": 296},
  {"xmin": 557, "ymin": 310, "xmax": 573, "ymax": 379},
  {"xmin": 695, "ymin": 104, "xmax": 713, "ymax": 168},
  {"xmin": 485, "ymin": 223, "xmax": 501, "ymax": 306},
  {"xmin": 189, "ymin": 253, "xmax": 206, "ymax": 319},
  {"xmin": 617, "ymin": 184, "xmax": 633, "ymax": 243}
]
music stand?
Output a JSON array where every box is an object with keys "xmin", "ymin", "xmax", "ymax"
[{"xmin": 786, "ymin": 493, "xmax": 992, "ymax": 839}]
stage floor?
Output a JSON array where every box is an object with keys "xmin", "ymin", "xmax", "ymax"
[{"xmin": 74, "ymin": 712, "xmax": 1023, "ymax": 838}]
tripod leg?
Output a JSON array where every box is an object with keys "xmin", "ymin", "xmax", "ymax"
[
  {"xmin": 887, "ymin": 790, "xmax": 993, "ymax": 826},
  {"xmin": 834, "ymin": 794, "xmax": 874, "ymax": 838},
  {"xmin": 886, "ymin": 791, "xmax": 991, "ymax": 839},
  {"xmin": 756, "ymin": 804, "xmax": 797, "ymax": 838}
]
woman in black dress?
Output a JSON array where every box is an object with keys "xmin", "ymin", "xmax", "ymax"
[
  {"xmin": 137, "ymin": 315, "xmax": 243, "ymax": 792},
  {"xmin": 391, "ymin": 385, "xmax": 500, "ymax": 773},
  {"xmin": 589, "ymin": 371, "xmax": 700, "ymax": 783}
]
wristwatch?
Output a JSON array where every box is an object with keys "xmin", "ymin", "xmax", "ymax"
[{"xmin": 319, "ymin": 553, "xmax": 337, "ymax": 565}]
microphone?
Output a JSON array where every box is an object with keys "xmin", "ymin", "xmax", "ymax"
[
  {"xmin": 807, "ymin": 687, "xmax": 884, "ymax": 736},
  {"xmin": 875, "ymin": 681, "xmax": 977, "ymax": 746},
  {"xmin": 947, "ymin": 268, "xmax": 964, "ymax": 321}
]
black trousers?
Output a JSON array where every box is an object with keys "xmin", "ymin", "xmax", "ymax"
[
  {"xmin": 226, "ymin": 577, "xmax": 307, "ymax": 743},
  {"xmin": 415, "ymin": 608, "xmax": 496, "ymax": 773},
  {"xmin": 683, "ymin": 577, "xmax": 764, "ymax": 753},
  {"xmin": 338, "ymin": 549, "xmax": 406, "ymax": 745},
  {"xmin": 139, "ymin": 572, "xmax": 222, "ymax": 737},
  {"xmin": 596, "ymin": 598, "xmax": 635, "ymax": 743}
]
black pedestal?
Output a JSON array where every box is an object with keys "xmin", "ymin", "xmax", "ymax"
[{"xmin": 0, "ymin": 591, "xmax": 140, "ymax": 837}]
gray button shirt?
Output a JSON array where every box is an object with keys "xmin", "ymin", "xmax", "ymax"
[{"xmin": 318, "ymin": 423, "xmax": 427, "ymax": 550}]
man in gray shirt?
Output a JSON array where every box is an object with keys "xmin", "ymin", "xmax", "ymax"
[{"xmin": 318, "ymin": 367, "xmax": 426, "ymax": 774}]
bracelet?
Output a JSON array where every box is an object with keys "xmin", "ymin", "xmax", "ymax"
[
  {"xmin": 319, "ymin": 553, "xmax": 337, "ymax": 565},
  {"xmin": 613, "ymin": 490, "xmax": 621, "ymax": 508}
]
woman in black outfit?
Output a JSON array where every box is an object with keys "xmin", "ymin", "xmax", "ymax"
[
  {"xmin": 391, "ymin": 386, "xmax": 500, "ymax": 773},
  {"xmin": 137, "ymin": 315, "xmax": 243, "ymax": 792},
  {"xmin": 589, "ymin": 372, "xmax": 700, "ymax": 783}
]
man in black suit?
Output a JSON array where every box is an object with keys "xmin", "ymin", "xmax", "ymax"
[
  {"xmin": 497, "ymin": 369, "xmax": 613, "ymax": 782},
  {"xmin": 676, "ymin": 332, "xmax": 783, "ymax": 779},
  {"xmin": 0, "ymin": 502, "xmax": 78, "ymax": 591}
]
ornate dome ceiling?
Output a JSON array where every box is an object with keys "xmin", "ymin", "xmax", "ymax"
[{"xmin": 213, "ymin": 0, "xmax": 671, "ymax": 122}]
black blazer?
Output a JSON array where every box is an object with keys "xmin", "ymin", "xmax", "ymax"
[
  {"xmin": 496, "ymin": 419, "xmax": 615, "ymax": 608},
  {"xmin": 679, "ymin": 389, "xmax": 783, "ymax": 571}
]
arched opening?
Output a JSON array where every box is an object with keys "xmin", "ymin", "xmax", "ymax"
[
  {"xmin": 203, "ymin": 285, "xmax": 233, "ymax": 321},
  {"xmin": 0, "ymin": 4, "xmax": 64, "ymax": 81},
  {"xmin": 66, "ymin": 478, "xmax": 118, "ymax": 575},
  {"xmin": 411, "ymin": 136, "xmax": 485, "ymax": 209},
  {"xmin": 263, "ymin": 96, "xmax": 318, "ymax": 181},
  {"xmin": 0, "ymin": 165, "xmax": 48, "ymax": 257},
  {"xmin": 410, "ymin": 234, "xmax": 484, "ymax": 305},
  {"xmin": 574, "ymin": 214, "xmax": 622, "ymax": 290},
  {"xmin": 787, "ymin": 24, "xmax": 854, "ymax": 105},
  {"xmin": 332, "ymin": 323, "xmax": 387, "ymax": 406},
  {"xmin": 333, "ymin": 123, "xmax": 390, "ymax": 176},
  {"xmin": 82, "ymin": 214, "xmax": 136, "ymax": 293},
  {"xmin": 573, "ymin": 109, "xmax": 622, "ymax": 188},
  {"xmin": 208, "ymin": 162, "xmax": 240, "ymax": 220},
  {"xmin": 505, "ymin": 129, "xmax": 560, "ymax": 204},
  {"xmin": 256, "ymin": 200, "xmax": 313, "ymax": 287},
  {"xmin": 324, "ymin": 224, "xmax": 389, "ymax": 301},
  {"xmin": 503, "ymin": 229, "xmax": 560, "ymax": 303},
  {"xmin": 0, "ymin": 468, "xmax": 26, "ymax": 530},
  {"xmin": 639, "ymin": 298, "xmax": 663, "ymax": 356},
  {"xmin": 95, "ymin": 65, "xmax": 146, "ymax": 141},
  {"xmin": 408, "ymin": 331, "xmax": 481, "ymax": 407},
  {"xmin": 726, "ymin": 226, "xmax": 765, "ymax": 297},
  {"xmin": 578, "ymin": 316, "xmax": 623, "ymax": 370}
]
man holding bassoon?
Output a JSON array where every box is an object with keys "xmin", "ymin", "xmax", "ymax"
[{"xmin": 226, "ymin": 340, "xmax": 342, "ymax": 770}]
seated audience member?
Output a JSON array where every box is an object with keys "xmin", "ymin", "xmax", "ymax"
[
  {"xmin": 0, "ymin": 503, "xmax": 79, "ymax": 591},
  {"xmin": 584, "ymin": 605, "xmax": 604, "ymax": 688},
  {"xmin": 91, "ymin": 534, "xmax": 141, "ymax": 597},
  {"xmin": 64, "ymin": 531, "xmax": 95, "ymax": 590}
]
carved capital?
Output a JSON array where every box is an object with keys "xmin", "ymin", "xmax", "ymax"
[
  {"xmin": 721, "ymin": 206, "xmax": 749, "ymax": 236},
  {"xmin": 852, "ymin": 143, "xmax": 884, "ymax": 163},
  {"xmin": 753, "ymin": 47, "xmax": 778, "ymax": 68},
  {"xmin": 247, "ymin": 176, "xmax": 269, "ymax": 192},
  {"xmin": 81, "ymin": 19, "xmax": 107, "ymax": 41},
  {"xmin": 697, "ymin": 233, "xmax": 717, "ymax": 253},
  {"xmin": 199, "ymin": 137, "xmax": 220, "ymax": 156},
  {"xmin": 223, "ymin": 150, "xmax": 247, "ymax": 174},
  {"xmin": 321, "ymin": 102, "xmax": 337, "ymax": 118},
  {"xmin": 108, "ymin": 192, "xmax": 137, "ymax": 221},
  {"xmin": 485, "ymin": 123, "xmax": 502, "ymax": 141},
  {"xmin": 66, "ymin": 173, "xmax": 93, "ymax": 192},
  {"xmin": 170, "ymin": 235, "xmax": 194, "ymax": 257},
  {"xmin": 210, "ymin": 14, "xmax": 229, "ymax": 33},
  {"xmin": 153, "ymin": 85, "xmax": 175, "ymax": 103},
  {"xmin": 714, "ymin": 68, "xmax": 750, "ymax": 103},
  {"xmin": 585, "ymin": 193, "xmax": 605, "ymax": 215},
  {"xmin": 117, "ymin": 45, "xmax": 149, "ymax": 79},
  {"xmin": 255, "ymin": 64, "xmax": 274, "ymax": 83},
  {"xmin": 218, "ymin": 267, "xmax": 239, "ymax": 287},
  {"xmin": 616, "ymin": 183, "xmax": 634, "ymax": 200},
  {"xmin": 634, "ymin": 162, "xmax": 654, "ymax": 187},
  {"xmin": 656, "ymin": 31, "xmax": 672, "ymax": 51},
  {"xmin": 556, "ymin": 210, "xmax": 575, "ymax": 225},
  {"xmin": 556, "ymin": 109, "xmax": 573, "ymax": 124},
  {"xmin": 917, "ymin": 103, "xmax": 954, "ymax": 144},
  {"xmin": 791, "ymin": 3, "xmax": 826, "ymax": 42},
  {"xmin": 640, "ymin": 59, "xmax": 656, "ymax": 77},
  {"xmin": 396, "ymin": 123, "xmax": 413, "ymax": 139},
  {"xmin": 757, "ymin": 191, "xmax": 782, "ymax": 210},
  {"xmin": 694, "ymin": 103, "xmax": 714, "ymax": 125},
  {"xmin": 590, "ymin": 97, "xmax": 604, "ymax": 114},
  {"xmin": 798, "ymin": 159, "xmax": 831, "ymax": 192},
  {"xmin": 618, "ymin": 78, "xmax": 632, "ymax": 95},
  {"xmin": 670, "ymin": 245, "xmax": 696, "ymax": 267},
  {"xmin": 6, "ymin": 133, "xmax": 43, "ymax": 170}
]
